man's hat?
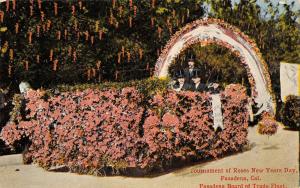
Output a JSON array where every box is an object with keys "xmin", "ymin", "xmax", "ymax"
[
  {"xmin": 188, "ymin": 59, "xmax": 195, "ymax": 63},
  {"xmin": 187, "ymin": 54, "xmax": 194, "ymax": 62},
  {"xmin": 176, "ymin": 70, "xmax": 185, "ymax": 78},
  {"xmin": 192, "ymin": 70, "xmax": 200, "ymax": 78}
]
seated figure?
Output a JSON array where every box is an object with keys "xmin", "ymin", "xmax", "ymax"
[
  {"xmin": 184, "ymin": 58, "xmax": 199, "ymax": 85},
  {"xmin": 191, "ymin": 70, "xmax": 206, "ymax": 92},
  {"xmin": 190, "ymin": 70, "xmax": 221, "ymax": 93},
  {"xmin": 171, "ymin": 70, "xmax": 191, "ymax": 91}
]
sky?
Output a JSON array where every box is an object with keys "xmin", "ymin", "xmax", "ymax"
[
  {"xmin": 232, "ymin": 0, "xmax": 300, "ymax": 13},
  {"xmin": 202, "ymin": 0, "xmax": 300, "ymax": 21}
]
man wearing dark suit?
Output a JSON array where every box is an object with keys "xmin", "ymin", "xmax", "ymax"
[
  {"xmin": 191, "ymin": 70, "xmax": 206, "ymax": 92},
  {"xmin": 172, "ymin": 70, "xmax": 192, "ymax": 91},
  {"xmin": 184, "ymin": 59, "xmax": 199, "ymax": 85}
]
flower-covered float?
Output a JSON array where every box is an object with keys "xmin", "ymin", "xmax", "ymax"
[
  {"xmin": 0, "ymin": 18, "xmax": 279, "ymax": 176},
  {"xmin": 1, "ymin": 80, "xmax": 250, "ymax": 175}
]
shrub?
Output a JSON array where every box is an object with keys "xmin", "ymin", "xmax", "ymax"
[
  {"xmin": 1, "ymin": 84, "xmax": 249, "ymax": 175},
  {"xmin": 280, "ymin": 95, "xmax": 300, "ymax": 130}
]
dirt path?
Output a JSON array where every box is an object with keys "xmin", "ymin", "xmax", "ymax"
[{"xmin": 0, "ymin": 126, "xmax": 298, "ymax": 188}]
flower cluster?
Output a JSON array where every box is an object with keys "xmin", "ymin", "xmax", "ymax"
[
  {"xmin": 1, "ymin": 84, "xmax": 249, "ymax": 175},
  {"xmin": 257, "ymin": 113, "xmax": 279, "ymax": 136}
]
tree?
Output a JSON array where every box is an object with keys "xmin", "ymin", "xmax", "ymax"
[{"xmin": 0, "ymin": 0, "xmax": 207, "ymax": 89}]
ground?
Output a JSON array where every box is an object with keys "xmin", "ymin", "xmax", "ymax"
[{"xmin": 0, "ymin": 126, "xmax": 298, "ymax": 188}]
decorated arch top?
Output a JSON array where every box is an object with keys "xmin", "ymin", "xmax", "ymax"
[{"xmin": 154, "ymin": 18, "xmax": 275, "ymax": 115}]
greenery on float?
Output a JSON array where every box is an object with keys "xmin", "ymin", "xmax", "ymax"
[{"xmin": 55, "ymin": 77, "xmax": 170, "ymax": 95}]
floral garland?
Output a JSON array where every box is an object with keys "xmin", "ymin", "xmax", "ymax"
[{"xmin": 154, "ymin": 18, "xmax": 275, "ymax": 113}]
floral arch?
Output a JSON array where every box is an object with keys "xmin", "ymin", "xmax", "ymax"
[{"xmin": 154, "ymin": 19, "xmax": 275, "ymax": 115}]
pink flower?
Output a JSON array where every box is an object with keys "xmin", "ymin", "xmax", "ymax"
[{"xmin": 162, "ymin": 113, "xmax": 179, "ymax": 127}]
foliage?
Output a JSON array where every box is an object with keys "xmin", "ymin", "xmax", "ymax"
[
  {"xmin": 55, "ymin": 77, "xmax": 170, "ymax": 98},
  {"xmin": 0, "ymin": 89, "xmax": 12, "ymax": 155},
  {"xmin": 169, "ymin": 44, "xmax": 251, "ymax": 93},
  {"xmin": 280, "ymin": 95, "xmax": 300, "ymax": 130},
  {"xmin": 0, "ymin": 0, "xmax": 298, "ymax": 94},
  {"xmin": 1, "ymin": 84, "xmax": 249, "ymax": 175},
  {"xmin": 0, "ymin": 0, "xmax": 205, "ymax": 89},
  {"xmin": 209, "ymin": 0, "xmax": 300, "ymax": 97},
  {"xmin": 9, "ymin": 93, "xmax": 23, "ymax": 122}
]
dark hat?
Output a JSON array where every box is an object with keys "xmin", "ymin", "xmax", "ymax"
[
  {"xmin": 192, "ymin": 70, "xmax": 200, "ymax": 78},
  {"xmin": 187, "ymin": 58, "xmax": 194, "ymax": 62},
  {"xmin": 176, "ymin": 70, "xmax": 185, "ymax": 78},
  {"xmin": 187, "ymin": 54, "xmax": 194, "ymax": 62}
]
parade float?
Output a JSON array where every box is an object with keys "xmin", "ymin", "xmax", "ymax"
[
  {"xmin": 1, "ymin": 83, "xmax": 250, "ymax": 175},
  {"xmin": 0, "ymin": 0, "xmax": 284, "ymax": 176}
]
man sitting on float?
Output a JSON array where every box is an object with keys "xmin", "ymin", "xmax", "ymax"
[
  {"xmin": 183, "ymin": 58, "xmax": 198, "ymax": 85},
  {"xmin": 171, "ymin": 70, "xmax": 191, "ymax": 91},
  {"xmin": 191, "ymin": 70, "xmax": 220, "ymax": 93},
  {"xmin": 171, "ymin": 58, "xmax": 221, "ymax": 93},
  {"xmin": 191, "ymin": 70, "xmax": 206, "ymax": 92}
]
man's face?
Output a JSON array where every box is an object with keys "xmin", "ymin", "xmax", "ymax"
[
  {"xmin": 178, "ymin": 78, "xmax": 185, "ymax": 84},
  {"xmin": 192, "ymin": 77, "xmax": 201, "ymax": 84},
  {"xmin": 188, "ymin": 61, "xmax": 194, "ymax": 69}
]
